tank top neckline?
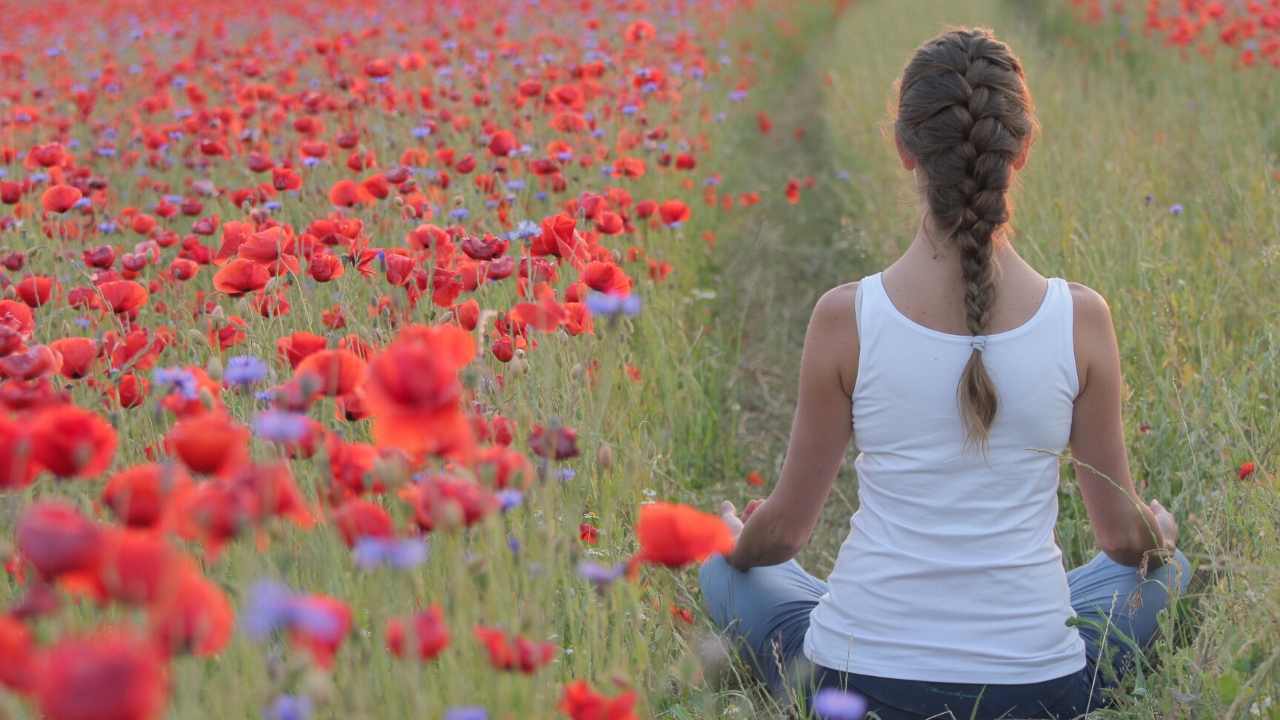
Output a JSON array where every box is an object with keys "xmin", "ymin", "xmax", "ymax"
[{"xmin": 869, "ymin": 272, "xmax": 1061, "ymax": 345}]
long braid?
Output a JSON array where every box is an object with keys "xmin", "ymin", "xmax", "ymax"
[{"xmin": 895, "ymin": 29, "xmax": 1037, "ymax": 449}]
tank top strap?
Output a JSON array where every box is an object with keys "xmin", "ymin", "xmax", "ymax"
[{"xmin": 854, "ymin": 272, "xmax": 887, "ymax": 346}]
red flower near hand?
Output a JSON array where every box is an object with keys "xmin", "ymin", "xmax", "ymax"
[{"xmin": 636, "ymin": 502, "xmax": 735, "ymax": 568}]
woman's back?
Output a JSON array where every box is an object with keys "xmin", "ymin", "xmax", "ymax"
[{"xmin": 804, "ymin": 271, "xmax": 1088, "ymax": 683}]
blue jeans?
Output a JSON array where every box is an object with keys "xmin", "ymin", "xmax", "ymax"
[{"xmin": 699, "ymin": 550, "xmax": 1191, "ymax": 719}]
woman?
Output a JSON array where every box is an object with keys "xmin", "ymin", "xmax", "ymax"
[{"xmin": 698, "ymin": 28, "xmax": 1191, "ymax": 720}]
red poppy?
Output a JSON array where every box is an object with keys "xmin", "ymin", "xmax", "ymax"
[
  {"xmin": 15, "ymin": 275, "xmax": 56, "ymax": 307},
  {"xmin": 212, "ymin": 258, "xmax": 271, "ymax": 295},
  {"xmin": 295, "ymin": 348, "xmax": 366, "ymax": 396},
  {"xmin": 635, "ymin": 502, "xmax": 735, "ymax": 568},
  {"xmin": 30, "ymin": 404, "xmax": 117, "ymax": 478},
  {"xmin": 579, "ymin": 523, "xmax": 599, "ymax": 545},
  {"xmin": 385, "ymin": 604, "xmax": 450, "ymax": 661},
  {"xmin": 16, "ymin": 501, "xmax": 104, "ymax": 581},
  {"xmin": 658, "ymin": 199, "xmax": 691, "ymax": 225},
  {"xmin": 275, "ymin": 331, "xmax": 327, "ymax": 369},
  {"xmin": 99, "ymin": 280, "xmax": 150, "ymax": 314},
  {"xmin": 164, "ymin": 413, "xmax": 249, "ymax": 476},
  {"xmin": 0, "ymin": 615, "xmax": 33, "ymax": 692},
  {"xmin": 398, "ymin": 474, "xmax": 498, "ymax": 532},
  {"xmin": 475, "ymin": 445, "xmax": 533, "ymax": 489},
  {"xmin": 364, "ymin": 324, "xmax": 475, "ymax": 459},
  {"xmin": 473, "ymin": 626, "xmax": 557, "ymax": 673},
  {"xmin": 33, "ymin": 630, "xmax": 168, "ymax": 720},
  {"xmin": 0, "ymin": 345, "xmax": 62, "ymax": 381},
  {"xmin": 49, "ymin": 337, "xmax": 99, "ymax": 379},
  {"xmin": 488, "ymin": 130, "xmax": 518, "ymax": 157},
  {"xmin": 331, "ymin": 498, "xmax": 394, "ymax": 547},
  {"xmin": 329, "ymin": 179, "xmax": 370, "ymax": 207},
  {"xmin": 0, "ymin": 299, "xmax": 35, "ymax": 339},
  {"xmin": 0, "ymin": 414, "xmax": 39, "ymax": 490},
  {"xmin": 325, "ymin": 437, "xmax": 383, "ymax": 501},
  {"xmin": 93, "ymin": 529, "xmax": 191, "ymax": 605},
  {"xmin": 581, "ymin": 261, "xmax": 633, "ymax": 296},
  {"xmin": 528, "ymin": 424, "xmax": 579, "ymax": 460},
  {"xmin": 115, "ymin": 372, "xmax": 151, "ymax": 409},
  {"xmin": 40, "ymin": 184, "xmax": 83, "ymax": 214},
  {"xmin": 148, "ymin": 568, "xmax": 234, "ymax": 657},
  {"xmin": 1239, "ymin": 461, "xmax": 1256, "ymax": 480},
  {"xmin": 237, "ymin": 225, "xmax": 294, "ymax": 263},
  {"xmin": 101, "ymin": 463, "xmax": 193, "ymax": 528},
  {"xmin": 308, "ymin": 252, "xmax": 345, "ymax": 282},
  {"xmin": 559, "ymin": 680, "xmax": 638, "ymax": 720},
  {"xmin": 289, "ymin": 595, "xmax": 351, "ymax": 667}
]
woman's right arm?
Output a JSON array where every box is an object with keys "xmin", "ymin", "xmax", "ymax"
[{"xmin": 1068, "ymin": 283, "xmax": 1176, "ymax": 568}]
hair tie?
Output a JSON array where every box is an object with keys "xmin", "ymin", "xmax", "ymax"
[{"xmin": 971, "ymin": 335, "xmax": 988, "ymax": 353}]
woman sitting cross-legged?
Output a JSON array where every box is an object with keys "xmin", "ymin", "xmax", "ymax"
[{"xmin": 699, "ymin": 27, "xmax": 1191, "ymax": 720}]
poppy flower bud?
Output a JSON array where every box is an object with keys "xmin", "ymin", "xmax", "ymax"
[
  {"xmin": 371, "ymin": 454, "xmax": 410, "ymax": 490},
  {"xmin": 205, "ymin": 355, "xmax": 223, "ymax": 382},
  {"xmin": 596, "ymin": 444, "xmax": 613, "ymax": 469}
]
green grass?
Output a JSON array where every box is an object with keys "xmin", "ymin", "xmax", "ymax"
[{"xmin": 695, "ymin": 0, "xmax": 1279, "ymax": 717}]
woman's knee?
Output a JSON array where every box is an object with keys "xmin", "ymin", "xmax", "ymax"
[
  {"xmin": 1156, "ymin": 548, "xmax": 1193, "ymax": 594},
  {"xmin": 699, "ymin": 554, "xmax": 735, "ymax": 625}
]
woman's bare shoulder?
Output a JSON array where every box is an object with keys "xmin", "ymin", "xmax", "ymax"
[
  {"xmin": 1067, "ymin": 281, "xmax": 1114, "ymax": 333},
  {"xmin": 810, "ymin": 282, "xmax": 861, "ymax": 394},
  {"xmin": 812, "ymin": 282, "xmax": 861, "ymax": 331}
]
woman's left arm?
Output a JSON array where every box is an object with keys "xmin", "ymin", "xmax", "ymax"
[{"xmin": 724, "ymin": 283, "xmax": 859, "ymax": 572}]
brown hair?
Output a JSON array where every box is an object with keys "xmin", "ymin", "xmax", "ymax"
[{"xmin": 894, "ymin": 28, "xmax": 1037, "ymax": 449}]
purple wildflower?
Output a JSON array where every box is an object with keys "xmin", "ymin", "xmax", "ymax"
[
  {"xmin": 252, "ymin": 411, "xmax": 310, "ymax": 443},
  {"xmin": 577, "ymin": 561, "xmax": 626, "ymax": 591},
  {"xmin": 443, "ymin": 708, "xmax": 487, "ymax": 720},
  {"xmin": 264, "ymin": 695, "xmax": 312, "ymax": 720},
  {"xmin": 225, "ymin": 355, "xmax": 269, "ymax": 387},
  {"xmin": 811, "ymin": 688, "xmax": 868, "ymax": 720},
  {"xmin": 353, "ymin": 537, "xmax": 429, "ymax": 571},
  {"xmin": 497, "ymin": 489, "xmax": 523, "ymax": 512}
]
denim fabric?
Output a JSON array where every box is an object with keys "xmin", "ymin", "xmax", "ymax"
[{"xmin": 699, "ymin": 550, "xmax": 1191, "ymax": 719}]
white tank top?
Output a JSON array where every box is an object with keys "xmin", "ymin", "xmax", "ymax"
[{"xmin": 803, "ymin": 272, "xmax": 1087, "ymax": 684}]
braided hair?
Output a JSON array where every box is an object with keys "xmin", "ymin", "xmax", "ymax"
[{"xmin": 895, "ymin": 28, "xmax": 1037, "ymax": 450}]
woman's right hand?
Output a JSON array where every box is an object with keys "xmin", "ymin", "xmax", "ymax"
[{"xmin": 1148, "ymin": 499, "xmax": 1179, "ymax": 551}]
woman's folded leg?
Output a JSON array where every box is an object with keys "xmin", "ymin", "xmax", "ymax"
[{"xmin": 698, "ymin": 555, "xmax": 828, "ymax": 694}]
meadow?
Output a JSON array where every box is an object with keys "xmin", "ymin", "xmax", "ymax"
[{"xmin": 0, "ymin": 0, "xmax": 1276, "ymax": 719}]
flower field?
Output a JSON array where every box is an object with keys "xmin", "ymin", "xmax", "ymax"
[{"xmin": 0, "ymin": 0, "xmax": 1277, "ymax": 719}]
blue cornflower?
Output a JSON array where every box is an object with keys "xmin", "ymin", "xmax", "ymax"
[
  {"xmin": 252, "ymin": 411, "xmax": 309, "ymax": 443},
  {"xmin": 153, "ymin": 367, "xmax": 199, "ymax": 400},
  {"xmin": 225, "ymin": 355, "xmax": 269, "ymax": 387},
  {"xmin": 811, "ymin": 688, "xmax": 868, "ymax": 720},
  {"xmin": 577, "ymin": 560, "xmax": 626, "ymax": 591},
  {"xmin": 243, "ymin": 580, "xmax": 339, "ymax": 640},
  {"xmin": 1169, "ymin": 204, "xmax": 1184, "ymax": 216},
  {"xmin": 352, "ymin": 537, "xmax": 429, "ymax": 571},
  {"xmin": 443, "ymin": 708, "xmax": 487, "ymax": 720},
  {"xmin": 497, "ymin": 489, "xmax": 524, "ymax": 512},
  {"xmin": 264, "ymin": 695, "xmax": 312, "ymax": 720},
  {"xmin": 585, "ymin": 292, "xmax": 641, "ymax": 318}
]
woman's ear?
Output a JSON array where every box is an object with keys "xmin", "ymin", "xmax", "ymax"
[{"xmin": 895, "ymin": 132, "xmax": 917, "ymax": 171}]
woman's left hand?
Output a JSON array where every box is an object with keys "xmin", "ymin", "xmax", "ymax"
[{"xmin": 719, "ymin": 499, "xmax": 763, "ymax": 539}]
